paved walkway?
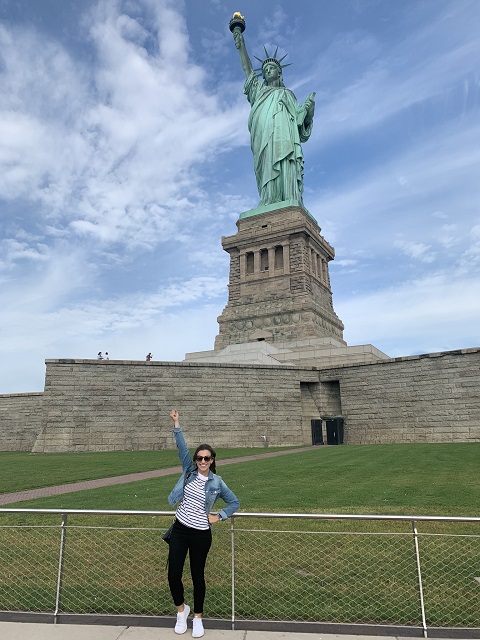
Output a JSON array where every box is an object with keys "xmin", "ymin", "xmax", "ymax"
[
  {"xmin": 0, "ymin": 621, "xmax": 438, "ymax": 640},
  {"xmin": 0, "ymin": 447, "xmax": 314, "ymax": 506}
]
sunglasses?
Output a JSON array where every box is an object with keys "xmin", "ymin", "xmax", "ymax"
[{"xmin": 195, "ymin": 455, "xmax": 212, "ymax": 462}]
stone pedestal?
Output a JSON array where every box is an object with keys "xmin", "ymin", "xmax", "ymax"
[{"xmin": 214, "ymin": 204, "xmax": 345, "ymax": 350}]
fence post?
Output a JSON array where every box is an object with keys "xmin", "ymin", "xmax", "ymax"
[
  {"xmin": 53, "ymin": 513, "xmax": 67, "ymax": 624},
  {"xmin": 230, "ymin": 515, "xmax": 236, "ymax": 630},
  {"xmin": 412, "ymin": 519, "xmax": 428, "ymax": 638}
]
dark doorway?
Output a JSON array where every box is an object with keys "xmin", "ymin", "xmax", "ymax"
[
  {"xmin": 311, "ymin": 419, "xmax": 323, "ymax": 445},
  {"xmin": 324, "ymin": 417, "xmax": 344, "ymax": 445}
]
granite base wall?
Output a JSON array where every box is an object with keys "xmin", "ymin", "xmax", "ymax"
[
  {"xmin": 32, "ymin": 359, "xmax": 319, "ymax": 452},
  {"xmin": 0, "ymin": 393, "xmax": 43, "ymax": 451},
  {"xmin": 1, "ymin": 348, "xmax": 479, "ymax": 452},
  {"xmin": 318, "ymin": 348, "xmax": 480, "ymax": 444}
]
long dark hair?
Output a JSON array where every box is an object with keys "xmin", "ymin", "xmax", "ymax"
[{"xmin": 193, "ymin": 443, "xmax": 217, "ymax": 474}]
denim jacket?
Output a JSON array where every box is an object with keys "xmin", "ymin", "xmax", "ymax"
[{"xmin": 167, "ymin": 426, "xmax": 240, "ymax": 521}]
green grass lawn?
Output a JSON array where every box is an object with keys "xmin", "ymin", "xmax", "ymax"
[
  {"xmin": 2, "ymin": 443, "xmax": 479, "ymax": 516},
  {"xmin": 1, "ymin": 443, "xmax": 479, "ymax": 627},
  {"xmin": 0, "ymin": 446, "xmax": 292, "ymax": 495}
]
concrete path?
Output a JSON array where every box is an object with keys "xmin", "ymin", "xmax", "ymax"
[
  {"xmin": 0, "ymin": 621, "xmax": 439, "ymax": 640},
  {"xmin": 0, "ymin": 447, "xmax": 314, "ymax": 506}
]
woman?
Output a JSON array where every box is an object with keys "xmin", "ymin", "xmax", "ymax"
[{"xmin": 167, "ymin": 409, "xmax": 240, "ymax": 638}]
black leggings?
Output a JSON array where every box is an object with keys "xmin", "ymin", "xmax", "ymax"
[{"xmin": 168, "ymin": 519, "xmax": 212, "ymax": 614}]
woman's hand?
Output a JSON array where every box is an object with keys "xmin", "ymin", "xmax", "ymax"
[
  {"xmin": 208, "ymin": 513, "xmax": 222, "ymax": 524},
  {"xmin": 169, "ymin": 408, "xmax": 180, "ymax": 426}
]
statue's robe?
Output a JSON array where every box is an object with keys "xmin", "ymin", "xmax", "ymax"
[{"xmin": 244, "ymin": 71, "xmax": 313, "ymax": 206}]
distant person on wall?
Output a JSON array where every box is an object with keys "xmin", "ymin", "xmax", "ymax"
[
  {"xmin": 105, "ymin": 352, "xmax": 109, "ymax": 360},
  {"xmin": 97, "ymin": 352, "xmax": 103, "ymax": 360},
  {"xmin": 167, "ymin": 408, "xmax": 240, "ymax": 638},
  {"xmin": 146, "ymin": 352, "xmax": 152, "ymax": 361}
]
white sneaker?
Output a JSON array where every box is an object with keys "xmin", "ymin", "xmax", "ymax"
[
  {"xmin": 192, "ymin": 617, "xmax": 204, "ymax": 638},
  {"xmin": 175, "ymin": 604, "xmax": 190, "ymax": 634}
]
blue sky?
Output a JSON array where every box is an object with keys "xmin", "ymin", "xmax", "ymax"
[{"xmin": 1, "ymin": 0, "xmax": 479, "ymax": 393}]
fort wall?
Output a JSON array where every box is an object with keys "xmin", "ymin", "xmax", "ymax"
[
  {"xmin": 32, "ymin": 359, "xmax": 318, "ymax": 452},
  {"xmin": 0, "ymin": 392, "xmax": 43, "ymax": 451},
  {"xmin": 1, "ymin": 347, "xmax": 479, "ymax": 452},
  {"xmin": 317, "ymin": 348, "xmax": 480, "ymax": 444}
]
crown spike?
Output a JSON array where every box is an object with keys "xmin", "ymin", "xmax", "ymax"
[
  {"xmin": 278, "ymin": 53, "xmax": 288, "ymax": 63},
  {"xmin": 274, "ymin": 46, "xmax": 279, "ymax": 59},
  {"xmin": 263, "ymin": 45, "xmax": 270, "ymax": 59}
]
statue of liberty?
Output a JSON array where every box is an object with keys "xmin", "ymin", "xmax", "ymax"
[{"xmin": 230, "ymin": 13, "xmax": 316, "ymax": 208}]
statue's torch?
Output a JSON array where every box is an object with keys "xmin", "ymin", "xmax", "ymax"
[{"xmin": 229, "ymin": 11, "xmax": 246, "ymax": 34}]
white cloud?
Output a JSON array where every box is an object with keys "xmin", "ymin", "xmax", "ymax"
[
  {"xmin": 314, "ymin": 115, "xmax": 480, "ymax": 267},
  {"xmin": 393, "ymin": 240, "xmax": 435, "ymax": 263},
  {"xmin": 0, "ymin": 266, "xmax": 227, "ymax": 392},
  {"xmin": 338, "ymin": 271, "xmax": 480, "ymax": 356},
  {"xmin": 458, "ymin": 223, "xmax": 480, "ymax": 273},
  {"xmin": 0, "ymin": 239, "xmax": 50, "ymax": 266},
  {"xmin": 314, "ymin": 4, "xmax": 480, "ymax": 141},
  {"xmin": 0, "ymin": 0, "xmax": 248, "ymax": 253},
  {"xmin": 1, "ymin": 0, "xmax": 479, "ymax": 396},
  {"xmin": 436, "ymin": 224, "xmax": 460, "ymax": 249}
]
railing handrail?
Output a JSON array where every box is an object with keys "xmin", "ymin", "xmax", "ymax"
[{"xmin": 0, "ymin": 507, "xmax": 479, "ymax": 523}]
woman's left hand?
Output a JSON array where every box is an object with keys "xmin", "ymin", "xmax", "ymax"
[{"xmin": 208, "ymin": 513, "xmax": 222, "ymax": 524}]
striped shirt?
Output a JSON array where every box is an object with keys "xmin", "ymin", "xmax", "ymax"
[{"xmin": 176, "ymin": 473, "xmax": 210, "ymax": 530}]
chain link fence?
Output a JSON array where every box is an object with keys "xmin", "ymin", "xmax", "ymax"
[{"xmin": 0, "ymin": 509, "xmax": 479, "ymax": 637}]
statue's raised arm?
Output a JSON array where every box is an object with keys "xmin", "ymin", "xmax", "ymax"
[
  {"xmin": 229, "ymin": 12, "xmax": 316, "ymax": 209},
  {"xmin": 230, "ymin": 13, "xmax": 253, "ymax": 79}
]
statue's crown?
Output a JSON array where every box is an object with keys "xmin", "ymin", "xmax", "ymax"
[
  {"xmin": 262, "ymin": 57, "xmax": 283, "ymax": 71},
  {"xmin": 254, "ymin": 46, "xmax": 291, "ymax": 76}
]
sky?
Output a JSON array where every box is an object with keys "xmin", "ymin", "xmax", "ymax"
[{"xmin": 1, "ymin": 0, "xmax": 479, "ymax": 394}]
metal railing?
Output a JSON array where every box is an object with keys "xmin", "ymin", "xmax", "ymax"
[{"xmin": 0, "ymin": 508, "xmax": 479, "ymax": 638}]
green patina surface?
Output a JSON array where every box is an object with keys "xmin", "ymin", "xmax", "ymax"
[
  {"xmin": 238, "ymin": 199, "xmax": 316, "ymax": 221},
  {"xmin": 231, "ymin": 14, "xmax": 316, "ymax": 211}
]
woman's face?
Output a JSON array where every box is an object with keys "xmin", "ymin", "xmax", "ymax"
[{"xmin": 195, "ymin": 449, "xmax": 214, "ymax": 476}]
